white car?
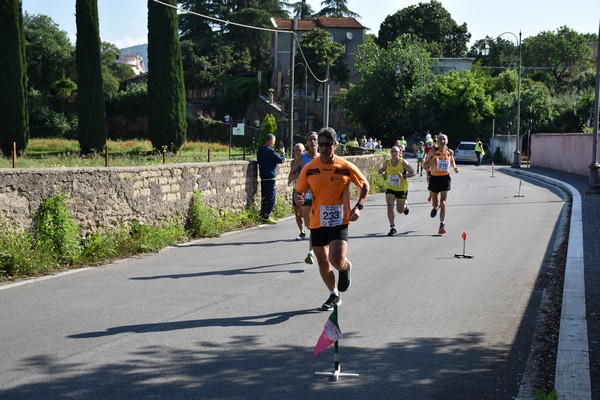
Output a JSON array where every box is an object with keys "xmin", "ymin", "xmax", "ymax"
[{"xmin": 454, "ymin": 141, "xmax": 491, "ymax": 163}]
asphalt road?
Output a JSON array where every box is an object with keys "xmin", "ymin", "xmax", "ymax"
[{"xmin": 0, "ymin": 165, "xmax": 566, "ymax": 400}]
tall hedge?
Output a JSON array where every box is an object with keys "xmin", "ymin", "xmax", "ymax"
[
  {"xmin": 0, "ymin": 0, "xmax": 29, "ymax": 157},
  {"xmin": 257, "ymin": 113, "xmax": 277, "ymax": 147},
  {"xmin": 147, "ymin": 0, "xmax": 187, "ymax": 153},
  {"xmin": 76, "ymin": 0, "xmax": 107, "ymax": 154}
]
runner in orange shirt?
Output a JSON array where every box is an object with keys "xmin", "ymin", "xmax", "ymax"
[
  {"xmin": 295, "ymin": 128, "xmax": 369, "ymax": 311},
  {"xmin": 422, "ymin": 133, "xmax": 459, "ymax": 234}
]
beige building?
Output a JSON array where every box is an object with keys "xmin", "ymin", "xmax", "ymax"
[{"xmin": 115, "ymin": 54, "xmax": 146, "ymax": 76}]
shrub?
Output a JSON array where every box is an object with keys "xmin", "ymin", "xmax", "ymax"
[
  {"xmin": 32, "ymin": 194, "xmax": 82, "ymax": 265},
  {"xmin": 80, "ymin": 230, "xmax": 119, "ymax": 264},
  {"xmin": 368, "ymin": 165, "xmax": 387, "ymax": 194},
  {"xmin": 272, "ymin": 194, "xmax": 292, "ymax": 219},
  {"xmin": 127, "ymin": 219, "xmax": 187, "ymax": 253},
  {"xmin": 257, "ymin": 114, "xmax": 277, "ymax": 148},
  {"xmin": 186, "ymin": 192, "xmax": 220, "ymax": 238},
  {"xmin": 105, "ymin": 82, "xmax": 148, "ymax": 117},
  {"xmin": 0, "ymin": 228, "xmax": 58, "ymax": 277}
]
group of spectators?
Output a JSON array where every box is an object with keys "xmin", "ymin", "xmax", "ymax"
[{"xmin": 359, "ymin": 135, "xmax": 383, "ymax": 150}]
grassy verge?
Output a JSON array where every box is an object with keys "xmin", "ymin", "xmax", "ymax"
[
  {"xmin": 0, "ymin": 139, "xmax": 382, "ymax": 281},
  {"xmin": 0, "ymin": 192, "xmax": 293, "ymax": 282},
  {"xmin": 3, "ymin": 138, "xmax": 248, "ymax": 168}
]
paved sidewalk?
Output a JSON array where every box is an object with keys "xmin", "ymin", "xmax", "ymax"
[{"xmin": 512, "ymin": 166, "xmax": 599, "ymax": 399}]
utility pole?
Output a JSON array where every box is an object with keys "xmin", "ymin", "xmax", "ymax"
[
  {"xmin": 288, "ymin": 18, "xmax": 297, "ymax": 156},
  {"xmin": 323, "ymin": 64, "xmax": 330, "ymax": 128}
]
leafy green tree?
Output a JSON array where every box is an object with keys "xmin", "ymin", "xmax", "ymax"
[
  {"xmin": 227, "ymin": 8, "xmax": 273, "ymax": 71},
  {"xmin": 522, "ymin": 26, "xmax": 593, "ymax": 94},
  {"xmin": 487, "ymin": 69, "xmax": 519, "ymax": 134},
  {"xmin": 376, "ymin": 0, "xmax": 470, "ymax": 57},
  {"xmin": 23, "ymin": 13, "xmax": 75, "ymax": 93},
  {"xmin": 0, "ymin": 0, "xmax": 29, "ymax": 156},
  {"xmin": 23, "ymin": 13, "xmax": 77, "ymax": 137},
  {"xmin": 297, "ymin": 28, "xmax": 346, "ymax": 97},
  {"xmin": 289, "ymin": 0, "xmax": 314, "ymax": 19},
  {"xmin": 470, "ymin": 36, "xmax": 520, "ymax": 77},
  {"xmin": 76, "ymin": 0, "xmax": 107, "ymax": 154},
  {"xmin": 178, "ymin": 0, "xmax": 217, "ymax": 40},
  {"xmin": 342, "ymin": 36, "xmax": 432, "ymax": 142},
  {"xmin": 520, "ymin": 80, "xmax": 555, "ymax": 133},
  {"xmin": 315, "ymin": 0, "xmax": 360, "ymax": 18},
  {"xmin": 431, "ymin": 69, "xmax": 494, "ymax": 139},
  {"xmin": 550, "ymin": 91, "xmax": 582, "ymax": 133},
  {"xmin": 148, "ymin": 0, "xmax": 187, "ymax": 152},
  {"xmin": 179, "ymin": 0, "xmax": 287, "ymax": 71},
  {"xmin": 179, "ymin": 0, "xmax": 288, "ymax": 122}
]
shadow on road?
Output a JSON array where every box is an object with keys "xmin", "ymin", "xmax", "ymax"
[
  {"xmin": 2, "ymin": 332, "xmax": 520, "ymax": 399},
  {"xmin": 129, "ymin": 262, "xmax": 304, "ymax": 281},
  {"xmin": 68, "ymin": 308, "xmax": 321, "ymax": 339}
]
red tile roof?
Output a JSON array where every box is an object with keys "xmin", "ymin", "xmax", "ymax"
[{"xmin": 271, "ymin": 17, "xmax": 365, "ymax": 31}]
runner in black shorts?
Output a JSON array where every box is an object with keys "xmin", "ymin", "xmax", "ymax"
[
  {"xmin": 295, "ymin": 128, "xmax": 369, "ymax": 311},
  {"xmin": 422, "ymin": 134, "xmax": 459, "ymax": 234},
  {"xmin": 288, "ymin": 143, "xmax": 306, "ymax": 240},
  {"xmin": 289, "ymin": 132, "xmax": 319, "ymax": 264},
  {"xmin": 310, "ymin": 224, "xmax": 349, "ymax": 247}
]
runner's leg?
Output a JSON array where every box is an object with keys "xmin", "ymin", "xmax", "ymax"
[
  {"xmin": 313, "ymin": 245, "xmax": 335, "ymax": 290},
  {"xmin": 386, "ymin": 193, "xmax": 396, "ymax": 226},
  {"xmin": 439, "ymin": 191, "xmax": 448, "ymax": 223},
  {"xmin": 302, "ymin": 205, "xmax": 312, "ymax": 252},
  {"xmin": 328, "ymin": 239, "xmax": 349, "ymax": 272}
]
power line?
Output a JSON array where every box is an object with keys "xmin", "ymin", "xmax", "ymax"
[
  {"xmin": 476, "ymin": 65, "xmax": 592, "ymax": 71},
  {"xmin": 151, "ymin": 0, "xmax": 285, "ymax": 34},
  {"xmin": 151, "ymin": 0, "xmax": 327, "ymax": 82}
]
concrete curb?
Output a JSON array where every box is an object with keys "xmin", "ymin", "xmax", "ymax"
[{"xmin": 509, "ymin": 169, "xmax": 591, "ymax": 400}]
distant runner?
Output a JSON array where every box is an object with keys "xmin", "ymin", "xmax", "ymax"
[
  {"xmin": 378, "ymin": 146, "xmax": 415, "ymax": 236},
  {"xmin": 422, "ymin": 134, "xmax": 459, "ymax": 234}
]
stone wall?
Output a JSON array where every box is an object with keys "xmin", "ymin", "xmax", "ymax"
[{"xmin": 0, "ymin": 154, "xmax": 384, "ymax": 234}]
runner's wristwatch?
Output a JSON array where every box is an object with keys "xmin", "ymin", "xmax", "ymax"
[{"xmin": 356, "ymin": 203, "xmax": 363, "ymax": 210}]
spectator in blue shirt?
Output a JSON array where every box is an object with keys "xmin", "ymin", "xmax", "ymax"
[{"xmin": 257, "ymin": 134, "xmax": 285, "ymax": 223}]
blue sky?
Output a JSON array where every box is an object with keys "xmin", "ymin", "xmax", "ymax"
[{"xmin": 22, "ymin": 0, "xmax": 599, "ymax": 49}]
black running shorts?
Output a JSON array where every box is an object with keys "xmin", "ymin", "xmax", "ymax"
[
  {"xmin": 428, "ymin": 174, "xmax": 451, "ymax": 193},
  {"xmin": 310, "ymin": 224, "xmax": 349, "ymax": 247},
  {"xmin": 385, "ymin": 188, "xmax": 408, "ymax": 199}
]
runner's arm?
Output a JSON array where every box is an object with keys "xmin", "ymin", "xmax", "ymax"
[
  {"xmin": 350, "ymin": 182, "xmax": 369, "ymax": 221},
  {"xmin": 287, "ymin": 157, "xmax": 301, "ymax": 184},
  {"xmin": 422, "ymin": 150, "xmax": 435, "ymax": 169},
  {"xmin": 401, "ymin": 160, "xmax": 416, "ymax": 179},
  {"xmin": 449, "ymin": 150, "xmax": 459, "ymax": 173}
]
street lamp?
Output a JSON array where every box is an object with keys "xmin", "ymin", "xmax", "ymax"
[
  {"xmin": 589, "ymin": 22, "xmax": 600, "ymax": 187},
  {"xmin": 482, "ymin": 32, "xmax": 522, "ymax": 168},
  {"xmin": 419, "ymin": 56, "xmax": 424, "ymax": 142}
]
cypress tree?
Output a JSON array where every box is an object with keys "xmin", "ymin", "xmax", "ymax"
[
  {"xmin": 148, "ymin": 0, "xmax": 187, "ymax": 153},
  {"xmin": 76, "ymin": 0, "xmax": 107, "ymax": 154},
  {"xmin": 0, "ymin": 0, "xmax": 29, "ymax": 157}
]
